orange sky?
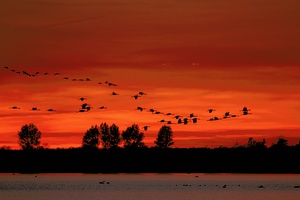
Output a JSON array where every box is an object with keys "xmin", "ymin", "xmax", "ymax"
[{"xmin": 1, "ymin": 0, "xmax": 300, "ymax": 149}]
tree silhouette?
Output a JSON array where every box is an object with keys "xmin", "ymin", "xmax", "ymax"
[
  {"xmin": 246, "ymin": 137, "xmax": 266, "ymax": 149},
  {"xmin": 154, "ymin": 125, "xmax": 174, "ymax": 148},
  {"xmin": 18, "ymin": 123, "xmax": 41, "ymax": 150},
  {"xmin": 246, "ymin": 137, "xmax": 257, "ymax": 148},
  {"xmin": 82, "ymin": 125, "xmax": 100, "ymax": 149},
  {"xmin": 109, "ymin": 124, "xmax": 121, "ymax": 148},
  {"xmin": 271, "ymin": 136, "xmax": 288, "ymax": 149},
  {"xmin": 99, "ymin": 123, "xmax": 121, "ymax": 149},
  {"xmin": 122, "ymin": 124, "xmax": 146, "ymax": 148}
]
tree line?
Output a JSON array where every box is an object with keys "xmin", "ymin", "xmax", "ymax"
[
  {"xmin": 1, "ymin": 123, "xmax": 300, "ymax": 173},
  {"xmin": 15, "ymin": 123, "xmax": 174, "ymax": 150},
  {"xmin": 2, "ymin": 123, "xmax": 299, "ymax": 150}
]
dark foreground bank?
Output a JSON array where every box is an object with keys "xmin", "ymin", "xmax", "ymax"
[{"xmin": 1, "ymin": 147, "xmax": 300, "ymax": 173}]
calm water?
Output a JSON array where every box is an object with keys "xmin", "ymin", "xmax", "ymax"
[{"xmin": 0, "ymin": 173, "xmax": 299, "ymax": 200}]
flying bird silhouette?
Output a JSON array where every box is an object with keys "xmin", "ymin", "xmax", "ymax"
[
  {"xmin": 192, "ymin": 118, "xmax": 200, "ymax": 123},
  {"xmin": 208, "ymin": 117, "xmax": 221, "ymax": 121},
  {"xmin": 81, "ymin": 103, "xmax": 89, "ymax": 109},
  {"xmin": 183, "ymin": 118, "xmax": 189, "ymax": 125},
  {"xmin": 208, "ymin": 109, "xmax": 216, "ymax": 113},
  {"xmin": 78, "ymin": 97, "xmax": 87, "ymax": 101},
  {"xmin": 136, "ymin": 106, "xmax": 145, "ymax": 112},
  {"xmin": 148, "ymin": 108, "xmax": 156, "ymax": 113},
  {"xmin": 223, "ymin": 112, "xmax": 230, "ymax": 119},
  {"xmin": 165, "ymin": 113, "xmax": 174, "ymax": 116},
  {"xmin": 242, "ymin": 107, "xmax": 251, "ymax": 112},
  {"xmin": 131, "ymin": 95, "xmax": 141, "ymax": 100},
  {"xmin": 86, "ymin": 106, "xmax": 93, "ymax": 111},
  {"xmin": 30, "ymin": 107, "xmax": 40, "ymax": 111},
  {"xmin": 174, "ymin": 115, "xmax": 183, "ymax": 119},
  {"xmin": 97, "ymin": 106, "xmax": 107, "ymax": 109},
  {"xmin": 9, "ymin": 106, "xmax": 20, "ymax": 109},
  {"xmin": 189, "ymin": 113, "xmax": 197, "ymax": 118}
]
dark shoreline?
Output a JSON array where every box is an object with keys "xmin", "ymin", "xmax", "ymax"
[{"xmin": 1, "ymin": 147, "xmax": 300, "ymax": 174}]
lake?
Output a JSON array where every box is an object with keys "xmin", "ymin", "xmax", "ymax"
[{"xmin": 0, "ymin": 173, "xmax": 299, "ymax": 200}]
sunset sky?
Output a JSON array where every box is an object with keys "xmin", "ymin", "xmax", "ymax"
[{"xmin": 1, "ymin": 0, "xmax": 300, "ymax": 149}]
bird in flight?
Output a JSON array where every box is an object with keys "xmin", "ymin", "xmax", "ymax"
[
  {"xmin": 111, "ymin": 92, "xmax": 119, "ymax": 96},
  {"xmin": 189, "ymin": 113, "xmax": 197, "ymax": 118},
  {"xmin": 148, "ymin": 108, "xmax": 156, "ymax": 113},
  {"xmin": 78, "ymin": 97, "xmax": 87, "ymax": 101},
  {"xmin": 105, "ymin": 81, "xmax": 117, "ymax": 86},
  {"xmin": 9, "ymin": 106, "xmax": 20, "ymax": 109},
  {"xmin": 183, "ymin": 118, "xmax": 189, "ymax": 125},
  {"xmin": 143, "ymin": 126, "xmax": 150, "ymax": 131},
  {"xmin": 174, "ymin": 115, "xmax": 183, "ymax": 119},
  {"xmin": 30, "ymin": 107, "xmax": 40, "ymax": 111},
  {"xmin": 131, "ymin": 95, "xmax": 141, "ymax": 100},
  {"xmin": 81, "ymin": 103, "xmax": 89, "ymax": 109},
  {"xmin": 97, "ymin": 106, "xmax": 107, "ymax": 109},
  {"xmin": 208, "ymin": 109, "xmax": 216, "ymax": 113},
  {"xmin": 136, "ymin": 106, "xmax": 145, "ymax": 112},
  {"xmin": 242, "ymin": 107, "xmax": 251, "ymax": 112},
  {"xmin": 223, "ymin": 112, "xmax": 230, "ymax": 119},
  {"xmin": 208, "ymin": 117, "xmax": 221, "ymax": 121},
  {"xmin": 192, "ymin": 118, "xmax": 200, "ymax": 123},
  {"xmin": 165, "ymin": 113, "xmax": 174, "ymax": 116}
]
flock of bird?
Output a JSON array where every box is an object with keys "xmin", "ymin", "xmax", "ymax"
[
  {"xmin": 135, "ymin": 106, "xmax": 251, "ymax": 131},
  {"xmin": 3, "ymin": 66, "xmax": 252, "ymax": 131}
]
